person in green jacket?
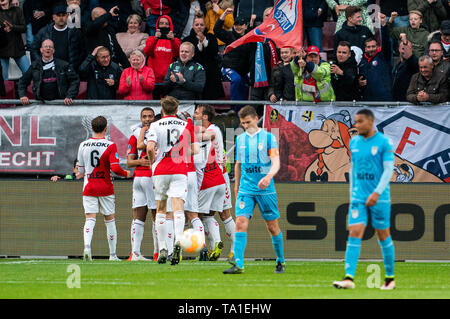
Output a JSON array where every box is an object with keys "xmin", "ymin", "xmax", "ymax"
[
  {"xmin": 407, "ymin": 0, "xmax": 447, "ymax": 32},
  {"xmin": 326, "ymin": 0, "xmax": 374, "ymax": 34},
  {"xmin": 291, "ymin": 46, "xmax": 336, "ymax": 102},
  {"xmin": 388, "ymin": 10, "xmax": 430, "ymax": 58}
]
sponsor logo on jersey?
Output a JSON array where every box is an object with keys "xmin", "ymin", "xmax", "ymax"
[
  {"xmin": 245, "ymin": 165, "xmax": 263, "ymax": 174},
  {"xmin": 357, "ymin": 172, "xmax": 375, "ymax": 180}
]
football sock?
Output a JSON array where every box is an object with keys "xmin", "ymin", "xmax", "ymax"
[
  {"xmin": 223, "ymin": 216, "xmax": 236, "ymax": 253},
  {"xmin": 130, "ymin": 219, "xmax": 135, "ymax": 251},
  {"xmin": 173, "ymin": 210, "xmax": 185, "ymax": 244},
  {"xmin": 344, "ymin": 236, "xmax": 362, "ymax": 278},
  {"xmin": 132, "ymin": 219, "xmax": 145, "ymax": 256},
  {"xmin": 203, "ymin": 216, "xmax": 221, "ymax": 248},
  {"xmin": 155, "ymin": 213, "xmax": 167, "ymax": 250},
  {"xmin": 83, "ymin": 218, "xmax": 96, "ymax": 249},
  {"xmin": 191, "ymin": 217, "xmax": 205, "ymax": 240},
  {"xmin": 203, "ymin": 221, "xmax": 214, "ymax": 251},
  {"xmin": 271, "ymin": 231, "xmax": 285, "ymax": 264},
  {"xmin": 234, "ymin": 232, "xmax": 247, "ymax": 269},
  {"xmin": 152, "ymin": 221, "xmax": 158, "ymax": 254},
  {"xmin": 105, "ymin": 219, "xmax": 117, "ymax": 256},
  {"xmin": 166, "ymin": 217, "xmax": 174, "ymax": 255},
  {"xmin": 379, "ymin": 236, "xmax": 395, "ymax": 278}
]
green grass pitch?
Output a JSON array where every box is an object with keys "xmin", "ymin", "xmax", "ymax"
[{"xmin": 0, "ymin": 259, "xmax": 449, "ymax": 299}]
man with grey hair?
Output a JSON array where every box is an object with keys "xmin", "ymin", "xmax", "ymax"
[{"xmin": 406, "ymin": 55, "xmax": 449, "ymax": 104}]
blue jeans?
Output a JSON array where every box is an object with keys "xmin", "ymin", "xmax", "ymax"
[
  {"xmin": 304, "ymin": 27, "xmax": 323, "ymax": 51},
  {"xmin": 26, "ymin": 23, "xmax": 34, "ymax": 48},
  {"xmin": 1, "ymin": 55, "xmax": 31, "ymax": 80},
  {"xmin": 146, "ymin": 14, "xmax": 160, "ymax": 36}
]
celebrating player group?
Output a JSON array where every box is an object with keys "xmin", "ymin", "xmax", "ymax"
[{"xmin": 76, "ymin": 99, "xmax": 396, "ymax": 289}]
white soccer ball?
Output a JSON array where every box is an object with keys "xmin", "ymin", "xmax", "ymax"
[{"xmin": 180, "ymin": 228, "xmax": 205, "ymax": 253}]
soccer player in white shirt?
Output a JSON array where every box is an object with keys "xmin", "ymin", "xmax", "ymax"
[
  {"xmin": 146, "ymin": 96, "xmax": 199, "ymax": 265},
  {"xmin": 126, "ymin": 107, "xmax": 157, "ymax": 261},
  {"xmin": 77, "ymin": 116, "xmax": 131, "ymax": 261}
]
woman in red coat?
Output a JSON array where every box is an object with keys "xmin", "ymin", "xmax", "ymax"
[
  {"xmin": 118, "ymin": 50, "xmax": 155, "ymax": 100},
  {"xmin": 143, "ymin": 14, "xmax": 181, "ymax": 99}
]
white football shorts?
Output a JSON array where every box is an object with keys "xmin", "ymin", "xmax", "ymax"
[
  {"xmin": 83, "ymin": 195, "xmax": 115, "ymax": 216},
  {"xmin": 132, "ymin": 176, "xmax": 156, "ymax": 209},
  {"xmin": 167, "ymin": 171, "xmax": 198, "ymax": 212},
  {"xmin": 223, "ymin": 172, "xmax": 232, "ymax": 210},
  {"xmin": 198, "ymin": 184, "xmax": 226, "ymax": 214},
  {"xmin": 152, "ymin": 174, "xmax": 187, "ymax": 201}
]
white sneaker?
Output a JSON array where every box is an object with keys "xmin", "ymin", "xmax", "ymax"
[
  {"xmin": 131, "ymin": 253, "xmax": 150, "ymax": 261},
  {"xmin": 380, "ymin": 280, "xmax": 396, "ymax": 290},
  {"xmin": 109, "ymin": 255, "xmax": 121, "ymax": 261},
  {"xmin": 83, "ymin": 248, "xmax": 92, "ymax": 261},
  {"xmin": 333, "ymin": 279, "xmax": 355, "ymax": 289}
]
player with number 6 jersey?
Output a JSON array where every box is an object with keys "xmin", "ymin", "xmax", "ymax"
[{"xmin": 77, "ymin": 116, "xmax": 130, "ymax": 262}]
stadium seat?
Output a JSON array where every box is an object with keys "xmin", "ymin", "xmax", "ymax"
[{"xmin": 77, "ymin": 81, "xmax": 87, "ymax": 100}]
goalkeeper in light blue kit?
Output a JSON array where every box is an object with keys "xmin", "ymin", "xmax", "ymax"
[
  {"xmin": 223, "ymin": 106, "xmax": 285, "ymax": 274},
  {"xmin": 333, "ymin": 109, "xmax": 396, "ymax": 290}
]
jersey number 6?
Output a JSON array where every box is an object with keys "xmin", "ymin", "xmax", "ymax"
[{"xmin": 90, "ymin": 150, "xmax": 100, "ymax": 168}]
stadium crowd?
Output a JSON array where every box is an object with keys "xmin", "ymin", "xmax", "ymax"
[{"xmin": 0, "ymin": 0, "xmax": 448, "ymax": 109}]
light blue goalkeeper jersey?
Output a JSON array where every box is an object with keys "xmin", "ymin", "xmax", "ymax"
[{"xmin": 350, "ymin": 132, "xmax": 395, "ymax": 203}]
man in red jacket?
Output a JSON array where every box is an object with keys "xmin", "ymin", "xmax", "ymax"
[{"xmin": 143, "ymin": 15, "xmax": 181, "ymax": 99}]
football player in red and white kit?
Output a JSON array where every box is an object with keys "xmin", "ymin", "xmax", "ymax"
[
  {"xmin": 127, "ymin": 107, "xmax": 157, "ymax": 261},
  {"xmin": 146, "ymin": 96, "xmax": 199, "ymax": 265},
  {"xmin": 193, "ymin": 105, "xmax": 229, "ymax": 261},
  {"xmin": 221, "ymin": 157, "xmax": 236, "ymax": 261},
  {"xmin": 77, "ymin": 116, "xmax": 131, "ymax": 261}
]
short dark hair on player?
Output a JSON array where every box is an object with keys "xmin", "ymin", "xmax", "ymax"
[
  {"xmin": 196, "ymin": 104, "xmax": 216, "ymax": 122},
  {"xmin": 356, "ymin": 109, "xmax": 374, "ymax": 120},
  {"xmin": 161, "ymin": 96, "xmax": 179, "ymax": 115},
  {"xmin": 91, "ymin": 116, "xmax": 107, "ymax": 133},
  {"xmin": 238, "ymin": 105, "xmax": 258, "ymax": 119},
  {"xmin": 140, "ymin": 107, "xmax": 155, "ymax": 117},
  {"xmin": 345, "ymin": 6, "xmax": 361, "ymax": 20}
]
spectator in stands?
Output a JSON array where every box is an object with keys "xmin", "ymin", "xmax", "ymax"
[
  {"xmin": 141, "ymin": 0, "xmax": 171, "ymax": 36},
  {"xmin": 408, "ymin": 0, "xmax": 447, "ymax": 32},
  {"xmin": 31, "ymin": 5, "xmax": 85, "ymax": 71},
  {"xmin": 96, "ymin": 0, "xmax": 134, "ymax": 32},
  {"xmin": 143, "ymin": 14, "xmax": 181, "ymax": 99},
  {"xmin": 163, "ymin": 41, "xmax": 206, "ymax": 99},
  {"xmin": 291, "ymin": 45, "xmax": 336, "ymax": 102},
  {"xmin": 116, "ymin": 14, "xmax": 149, "ymax": 57},
  {"xmin": 0, "ymin": 0, "xmax": 30, "ymax": 81},
  {"xmin": 392, "ymin": 40, "xmax": 419, "ymax": 101},
  {"xmin": 78, "ymin": 46, "xmax": 122, "ymax": 99},
  {"xmin": 205, "ymin": 0, "xmax": 234, "ymax": 50},
  {"xmin": 303, "ymin": 0, "xmax": 328, "ymax": 52},
  {"xmin": 215, "ymin": 11, "xmax": 250, "ymax": 101},
  {"xmin": 118, "ymin": 50, "xmax": 155, "ymax": 99},
  {"xmin": 380, "ymin": 0, "xmax": 410, "ymax": 27},
  {"xmin": 268, "ymin": 47, "xmax": 295, "ymax": 102},
  {"xmin": 182, "ymin": 12, "xmax": 224, "ymax": 100},
  {"xmin": 18, "ymin": 39, "xmax": 80, "ymax": 105},
  {"xmin": 428, "ymin": 40, "xmax": 450, "ymax": 77},
  {"xmin": 428, "ymin": 19, "xmax": 450, "ymax": 60},
  {"xmin": 406, "ymin": 55, "xmax": 449, "ymax": 103},
  {"xmin": 23, "ymin": 0, "xmax": 53, "ymax": 48},
  {"xmin": 234, "ymin": 0, "xmax": 274, "ymax": 25},
  {"xmin": 358, "ymin": 14, "xmax": 393, "ymax": 101},
  {"xmin": 84, "ymin": 6, "xmax": 130, "ymax": 68},
  {"xmin": 388, "ymin": 10, "xmax": 430, "ymax": 58},
  {"xmin": 333, "ymin": 6, "xmax": 374, "ymax": 52},
  {"xmin": 330, "ymin": 41, "xmax": 359, "ymax": 101},
  {"xmin": 326, "ymin": 0, "xmax": 374, "ymax": 34},
  {"xmin": 444, "ymin": 0, "xmax": 450, "ymax": 19}
]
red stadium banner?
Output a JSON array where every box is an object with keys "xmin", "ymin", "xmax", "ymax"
[{"xmin": 224, "ymin": 0, "xmax": 303, "ymax": 53}]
